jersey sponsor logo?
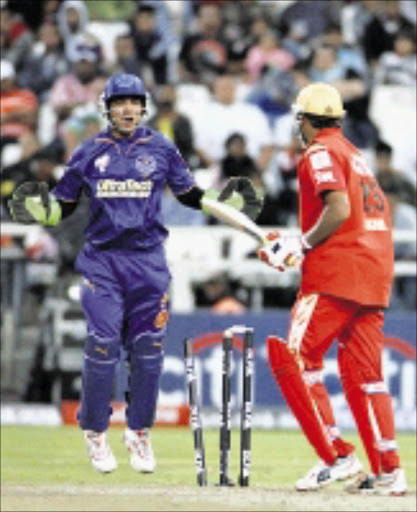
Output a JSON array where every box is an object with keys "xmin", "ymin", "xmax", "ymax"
[
  {"xmin": 313, "ymin": 170, "xmax": 337, "ymax": 185},
  {"xmin": 135, "ymin": 154, "xmax": 157, "ymax": 177},
  {"xmin": 309, "ymin": 150, "xmax": 332, "ymax": 170},
  {"xmin": 96, "ymin": 179, "xmax": 153, "ymax": 198},
  {"xmin": 94, "ymin": 153, "xmax": 110, "ymax": 173}
]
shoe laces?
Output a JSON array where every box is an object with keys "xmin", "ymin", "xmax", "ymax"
[
  {"xmin": 130, "ymin": 429, "xmax": 152, "ymax": 458},
  {"xmin": 85, "ymin": 431, "xmax": 110, "ymax": 459}
]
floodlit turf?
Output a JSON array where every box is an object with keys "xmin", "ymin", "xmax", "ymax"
[{"xmin": 1, "ymin": 426, "xmax": 416, "ymax": 511}]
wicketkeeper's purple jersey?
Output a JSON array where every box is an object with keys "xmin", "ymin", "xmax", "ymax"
[{"xmin": 53, "ymin": 125, "xmax": 196, "ymax": 250}]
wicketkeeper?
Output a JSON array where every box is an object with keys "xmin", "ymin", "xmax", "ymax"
[{"xmin": 9, "ymin": 72, "xmax": 263, "ymax": 474}]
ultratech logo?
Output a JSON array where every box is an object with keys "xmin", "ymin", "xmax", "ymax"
[{"xmin": 96, "ymin": 179, "xmax": 153, "ymax": 198}]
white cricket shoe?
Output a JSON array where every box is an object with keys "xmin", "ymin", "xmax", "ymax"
[
  {"xmin": 346, "ymin": 468, "xmax": 407, "ymax": 496},
  {"xmin": 296, "ymin": 454, "xmax": 363, "ymax": 491},
  {"xmin": 123, "ymin": 428, "xmax": 155, "ymax": 473},
  {"xmin": 375, "ymin": 468, "xmax": 407, "ymax": 496},
  {"xmin": 84, "ymin": 430, "xmax": 117, "ymax": 473}
]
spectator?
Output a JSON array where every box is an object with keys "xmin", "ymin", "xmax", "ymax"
[
  {"xmin": 375, "ymin": 140, "xmax": 416, "ymax": 207},
  {"xmin": 281, "ymin": 19, "xmax": 312, "ymax": 62},
  {"xmin": 0, "ymin": 1, "xmax": 34, "ymax": 71},
  {"xmin": 218, "ymin": 132, "xmax": 261, "ymax": 186},
  {"xmin": 108, "ymin": 33, "xmax": 141, "ymax": 77},
  {"xmin": 374, "ymin": 29, "xmax": 416, "ymax": 86},
  {"xmin": 48, "ymin": 35, "xmax": 106, "ymax": 128},
  {"xmin": 148, "ymin": 84, "xmax": 207, "ymax": 170},
  {"xmin": 18, "ymin": 22, "xmax": 69, "ymax": 101},
  {"xmin": 213, "ymin": 1, "xmax": 269, "ymax": 77},
  {"xmin": 244, "ymin": 29, "xmax": 294, "ymax": 83},
  {"xmin": 3, "ymin": 0, "xmax": 64, "ymax": 31},
  {"xmin": 246, "ymin": 60, "xmax": 307, "ymax": 126},
  {"xmin": 135, "ymin": 0, "xmax": 178, "ymax": 82},
  {"xmin": 268, "ymin": 61, "xmax": 310, "ymax": 142},
  {"xmin": 257, "ymin": 134, "xmax": 301, "ymax": 228},
  {"xmin": 42, "ymin": 0, "xmax": 64, "ymax": 25},
  {"xmin": 61, "ymin": 102, "xmax": 103, "ymax": 160},
  {"xmin": 192, "ymin": 75, "xmax": 274, "ymax": 172},
  {"xmin": 319, "ymin": 22, "xmax": 368, "ymax": 77},
  {"xmin": 178, "ymin": 3, "xmax": 229, "ymax": 84},
  {"xmin": 0, "ymin": 59, "xmax": 38, "ymax": 157},
  {"xmin": 360, "ymin": 0, "xmax": 415, "ymax": 66},
  {"xmin": 56, "ymin": 0, "xmax": 89, "ymax": 62},
  {"xmin": 380, "ymin": 178, "xmax": 417, "ymax": 311},
  {"xmin": 277, "ymin": 0, "xmax": 340, "ymax": 41},
  {"xmin": 308, "ymin": 42, "xmax": 348, "ymax": 82},
  {"xmin": 128, "ymin": 2, "xmax": 169, "ymax": 87},
  {"xmin": 308, "ymin": 43, "xmax": 378, "ymax": 150}
]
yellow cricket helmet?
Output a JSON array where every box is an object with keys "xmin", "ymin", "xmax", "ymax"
[{"xmin": 292, "ymin": 82, "xmax": 345, "ymax": 119}]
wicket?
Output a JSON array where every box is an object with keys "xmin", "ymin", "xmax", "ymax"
[{"xmin": 184, "ymin": 325, "xmax": 254, "ymax": 487}]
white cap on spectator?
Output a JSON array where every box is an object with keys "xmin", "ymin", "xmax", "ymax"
[{"xmin": 1, "ymin": 59, "xmax": 15, "ymax": 80}]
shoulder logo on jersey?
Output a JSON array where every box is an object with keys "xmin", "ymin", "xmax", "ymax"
[
  {"xmin": 135, "ymin": 154, "xmax": 156, "ymax": 177},
  {"xmin": 94, "ymin": 153, "xmax": 110, "ymax": 173},
  {"xmin": 313, "ymin": 170, "xmax": 337, "ymax": 185},
  {"xmin": 309, "ymin": 150, "xmax": 332, "ymax": 170}
]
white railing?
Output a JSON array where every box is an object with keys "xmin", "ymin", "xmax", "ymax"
[{"xmin": 1, "ymin": 222, "xmax": 416, "ymax": 313}]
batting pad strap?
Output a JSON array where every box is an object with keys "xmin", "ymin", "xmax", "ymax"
[
  {"xmin": 325, "ymin": 425, "xmax": 342, "ymax": 441},
  {"xmin": 362, "ymin": 381, "xmax": 388, "ymax": 395},
  {"xmin": 378, "ymin": 439, "xmax": 398, "ymax": 452},
  {"xmin": 288, "ymin": 293, "xmax": 318, "ymax": 353},
  {"xmin": 302, "ymin": 370, "xmax": 323, "ymax": 386}
]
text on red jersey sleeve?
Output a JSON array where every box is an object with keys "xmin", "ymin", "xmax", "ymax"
[{"xmin": 306, "ymin": 145, "xmax": 346, "ymax": 197}]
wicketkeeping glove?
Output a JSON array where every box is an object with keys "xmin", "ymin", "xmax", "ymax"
[
  {"xmin": 8, "ymin": 181, "xmax": 62, "ymax": 226},
  {"xmin": 257, "ymin": 231, "xmax": 311, "ymax": 271},
  {"xmin": 202, "ymin": 177, "xmax": 264, "ymax": 221}
]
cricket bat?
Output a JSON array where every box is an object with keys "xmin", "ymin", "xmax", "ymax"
[{"xmin": 201, "ymin": 197, "xmax": 267, "ymax": 246}]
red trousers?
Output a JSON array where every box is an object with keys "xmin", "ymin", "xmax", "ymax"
[{"xmin": 287, "ymin": 292, "xmax": 384, "ymax": 380}]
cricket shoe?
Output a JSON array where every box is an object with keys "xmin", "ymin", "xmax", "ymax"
[
  {"xmin": 84, "ymin": 430, "xmax": 117, "ymax": 473},
  {"xmin": 296, "ymin": 454, "xmax": 363, "ymax": 491},
  {"xmin": 345, "ymin": 468, "xmax": 407, "ymax": 496},
  {"xmin": 123, "ymin": 428, "xmax": 155, "ymax": 473}
]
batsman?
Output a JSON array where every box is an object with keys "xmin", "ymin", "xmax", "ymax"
[
  {"xmin": 9, "ymin": 73, "xmax": 263, "ymax": 474},
  {"xmin": 258, "ymin": 82, "xmax": 407, "ymax": 495}
]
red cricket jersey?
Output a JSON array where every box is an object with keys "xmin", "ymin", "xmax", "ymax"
[{"xmin": 298, "ymin": 128, "xmax": 394, "ymax": 307}]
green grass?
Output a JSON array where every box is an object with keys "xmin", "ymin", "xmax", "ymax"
[{"xmin": 1, "ymin": 426, "xmax": 416, "ymax": 489}]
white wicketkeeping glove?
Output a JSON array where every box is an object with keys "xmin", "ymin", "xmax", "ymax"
[{"xmin": 257, "ymin": 231, "xmax": 311, "ymax": 271}]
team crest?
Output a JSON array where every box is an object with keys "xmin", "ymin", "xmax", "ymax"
[
  {"xmin": 135, "ymin": 154, "xmax": 157, "ymax": 177},
  {"xmin": 95, "ymin": 153, "xmax": 110, "ymax": 173}
]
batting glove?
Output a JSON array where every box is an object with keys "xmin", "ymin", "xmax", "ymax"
[{"xmin": 257, "ymin": 231, "xmax": 311, "ymax": 271}]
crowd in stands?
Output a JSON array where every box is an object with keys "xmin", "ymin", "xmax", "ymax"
[{"xmin": 1, "ymin": 0, "xmax": 416, "ymax": 310}]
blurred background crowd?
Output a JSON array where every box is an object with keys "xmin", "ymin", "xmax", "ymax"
[{"xmin": 0, "ymin": 0, "xmax": 416, "ymax": 313}]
